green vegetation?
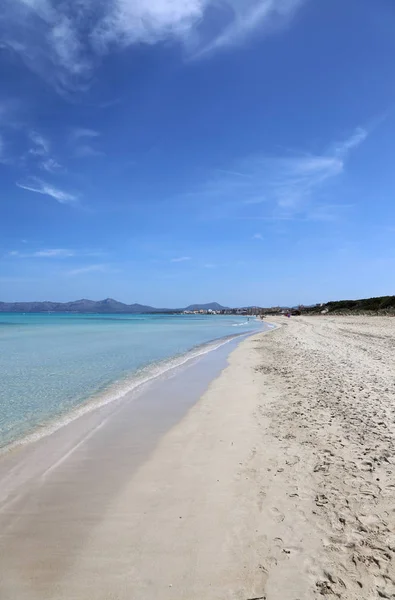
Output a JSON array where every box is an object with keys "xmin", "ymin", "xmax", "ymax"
[
  {"xmin": 256, "ymin": 295, "xmax": 395, "ymax": 316},
  {"xmin": 301, "ymin": 295, "xmax": 395, "ymax": 315}
]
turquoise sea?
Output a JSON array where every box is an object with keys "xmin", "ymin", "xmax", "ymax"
[{"xmin": 0, "ymin": 313, "xmax": 264, "ymax": 448}]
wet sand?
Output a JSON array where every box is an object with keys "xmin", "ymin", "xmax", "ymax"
[
  {"xmin": 1, "ymin": 317, "xmax": 395, "ymax": 599},
  {"xmin": 0, "ymin": 335, "xmax": 258, "ymax": 599}
]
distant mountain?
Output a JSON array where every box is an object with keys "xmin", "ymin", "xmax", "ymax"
[
  {"xmin": 0, "ymin": 298, "xmax": 160, "ymax": 314},
  {"xmin": 0, "ymin": 299, "xmax": 228, "ymax": 314},
  {"xmin": 184, "ymin": 302, "xmax": 229, "ymax": 311}
]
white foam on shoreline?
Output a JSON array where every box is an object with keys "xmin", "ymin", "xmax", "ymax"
[{"xmin": 0, "ymin": 329, "xmax": 263, "ymax": 456}]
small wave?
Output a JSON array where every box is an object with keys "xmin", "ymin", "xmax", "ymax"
[{"xmin": 0, "ymin": 331, "xmax": 253, "ymax": 455}]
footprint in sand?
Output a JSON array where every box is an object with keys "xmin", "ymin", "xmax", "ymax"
[
  {"xmin": 270, "ymin": 507, "xmax": 285, "ymax": 523},
  {"xmin": 288, "ymin": 486, "xmax": 299, "ymax": 498},
  {"xmin": 286, "ymin": 456, "xmax": 300, "ymax": 466},
  {"xmin": 375, "ymin": 574, "xmax": 395, "ymax": 598}
]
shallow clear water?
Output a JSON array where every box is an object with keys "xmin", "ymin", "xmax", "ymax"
[{"xmin": 0, "ymin": 313, "xmax": 263, "ymax": 447}]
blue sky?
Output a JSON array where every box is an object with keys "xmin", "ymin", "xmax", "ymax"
[{"xmin": 1, "ymin": 0, "xmax": 395, "ymax": 307}]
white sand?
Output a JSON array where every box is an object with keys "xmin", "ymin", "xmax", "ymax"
[{"xmin": 1, "ymin": 316, "xmax": 395, "ymax": 599}]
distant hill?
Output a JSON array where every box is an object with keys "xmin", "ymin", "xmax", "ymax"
[
  {"xmin": 0, "ymin": 298, "xmax": 161, "ymax": 314},
  {"xmin": 0, "ymin": 299, "xmax": 228, "ymax": 314},
  {"xmin": 184, "ymin": 302, "xmax": 229, "ymax": 311}
]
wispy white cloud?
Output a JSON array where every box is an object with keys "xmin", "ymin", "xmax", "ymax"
[
  {"xmin": 1, "ymin": 0, "xmax": 307, "ymax": 92},
  {"xmin": 1, "ymin": 1, "xmax": 90, "ymax": 92},
  {"xmin": 71, "ymin": 128, "xmax": 100, "ymax": 140},
  {"xmin": 28, "ymin": 131, "xmax": 50, "ymax": 156},
  {"xmin": 16, "ymin": 177, "xmax": 78, "ymax": 204},
  {"xmin": 253, "ymin": 233, "xmax": 263, "ymax": 240},
  {"xmin": 304, "ymin": 203, "xmax": 355, "ymax": 223},
  {"xmin": 266, "ymin": 154, "xmax": 344, "ymax": 209},
  {"xmin": 333, "ymin": 127, "xmax": 368, "ymax": 157},
  {"xmin": 193, "ymin": 127, "xmax": 368, "ymax": 218},
  {"xmin": 0, "ymin": 113, "xmax": 63, "ymax": 169},
  {"xmin": 35, "ymin": 248, "xmax": 74, "ymax": 257},
  {"xmin": 171, "ymin": 256, "xmax": 191, "ymax": 262},
  {"xmin": 26, "ymin": 131, "xmax": 64, "ymax": 171},
  {"xmin": 70, "ymin": 128, "xmax": 103, "ymax": 157},
  {"xmin": 68, "ymin": 264, "xmax": 107, "ymax": 276},
  {"xmin": 193, "ymin": 0, "xmax": 306, "ymax": 58},
  {"xmin": 40, "ymin": 158, "xmax": 63, "ymax": 172},
  {"xmin": 7, "ymin": 247, "xmax": 105, "ymax": 259},
  {"xmin": 8, "ymin": 248, "xmax": 75, "ymax": 258},
  {"xmin": 74, "ymin": 145, "xmax": 104, "ymax": 158},
  {"xmin": 270, "ymin": 128, "xmax": 367, "ymax": 210}
]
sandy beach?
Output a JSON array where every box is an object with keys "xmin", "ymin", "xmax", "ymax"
[{"xmin": 1, "ymin": 316, "xmax": 395, "ymax": 599}]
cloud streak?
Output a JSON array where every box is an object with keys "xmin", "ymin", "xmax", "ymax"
[
  {"xmin": 74, "ymin": 145, "xmax": 104, "ymax": 158},
  {"xmin": 67, "ymin": 264, "xmax": 107, "ymax": 276},
  {"xmin": 16, "ymin": 178, "xmax": 78, "ymax": 204},
  {"xmin": 70, "ymin": 128, "xmax": 103, "ymax": 157},
  {"xmin": 40, "ymin": 158, "xmax": 63, "ymax": 173},
  {"xmin": 24, "ymin": 130, "xmax": 64, "ymax": 172},
  {"xmin": 1, "ymin": 0, "xmax": 307, "ymax": 92},
  {"xmin": 171, "ymin": 256, "xmax": 191, "ymax": 262},
  {"xmin": 71, "ymin": 128, "xmax": 100, "ymax": 140},
  {"xmin": 194, "ymin": 127, "xmax": 368, "ymax": 219},
  {"xmin": 28, "ymin": 131, "xmax": 50, "ymax": 156},
  {"xmin": 333, "ymin": 127, "xmax": 368, "ymax": 157},
  {"xmin": 8, "ymin": 247, "xmax": 105, "ymax": 259},
  {"xmin": 193, "ymin": 0, "xmax": 305, "ymax": 58},
  {"xmin": 8, "ymin": 248, "xmax": 75, "ymax": 258}
]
